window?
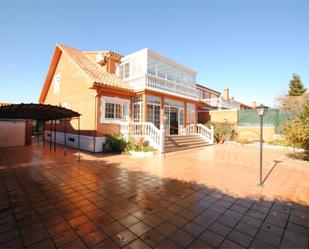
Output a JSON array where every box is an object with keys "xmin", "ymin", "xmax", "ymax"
[
  {"xmin": 101, "ymin": 96, "xmax": 130, "ymax": 123},
  {"xmin": 118, "ymin": 62, "xmax": 130, "ymax": 79},
  {"xmin": 124, "ymin": 63, "xmax": 130, "ymax": 79},
  {"xmin": 105, "ymin": 103, "xmax": 124, "ymax": 119},
  {"xmin": 133, "ymin": 96, "xmax": 143, "ymax": 122},
  {"xmin": 186, "ymin": 103, "xmax": 196, "ymax": 126},
  {"xmin": 203, "ymin": 92, "xmax": 210, "ymax": 99},
  {"xmin": 53, "ymin": 73, "xmax": 60, "ymax": 93},
  {"xmin": 147, "ymin": 95, "xmax": 161, "ymax": 128}
]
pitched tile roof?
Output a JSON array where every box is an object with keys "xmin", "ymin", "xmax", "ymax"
[{"xmin": 57, "ymin": 44, "xmax": 132, "ymax": 91}]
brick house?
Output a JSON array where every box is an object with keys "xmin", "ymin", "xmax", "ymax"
[{"xmin": 39, "ymin": 44, "xmax": 247, "ymax": 152}]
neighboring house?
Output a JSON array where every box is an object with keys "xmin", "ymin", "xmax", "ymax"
[
  {"xmin": 39, "ymin": 44, "xmax": 248, "ymax": 152},
  {"xmin": 0, "ymin": 103, "xmax": 32, "ymax": 147},
  {"xmin": 201, "ymin": 88, "xmax": 253, "ymax": 110}
]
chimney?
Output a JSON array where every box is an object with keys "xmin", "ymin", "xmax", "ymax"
[
  {"xmin": 252, "ymin": 101, "xmax": 257, "ymax": 108},
  {"xmin": 223, "ymin": 88, "xmax": 229, "ymax": 100}
]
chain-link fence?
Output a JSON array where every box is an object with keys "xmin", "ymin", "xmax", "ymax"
[{"xmin": 237, "ymin": 108, "xmax": 293, "ymax": 134}]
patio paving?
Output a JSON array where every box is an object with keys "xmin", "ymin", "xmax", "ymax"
[{"xmin": 0, "ymin": 143, "xmax": 308, "ymax": 248}]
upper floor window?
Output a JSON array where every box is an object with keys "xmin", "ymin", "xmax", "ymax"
[
  {"xmin": 53, "ymin": 73, "xmax": 61, "ymax": 94},
  {"xmin": 118, "ymin": 62, "xmax": 130, "ymax": 79}
]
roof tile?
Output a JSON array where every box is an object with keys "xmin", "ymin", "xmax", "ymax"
[{"xmin": 57, "ymin": 44, "xmax": 132, "ymax": 91}]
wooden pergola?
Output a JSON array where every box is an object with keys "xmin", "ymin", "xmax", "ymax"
[{"xmin": 0, "ymin": 103, "xmax": 81, "ymax": 160}]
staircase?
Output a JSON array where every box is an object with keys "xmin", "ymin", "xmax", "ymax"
[{"xmin": 164, "ymin": 135, "xmax": 210, "ymax": 153}]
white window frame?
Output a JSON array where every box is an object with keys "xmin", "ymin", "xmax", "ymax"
[
  {"xmin": 53, "ymin": 73, "xmax": 61, "ymax": 94},
  {"xmin": 100, "ymin": 96, "xmax": 130, "ymax": 123},
  {"xmin": 118, "ymin": 62, "xmax": 130, "ymax": 79}
]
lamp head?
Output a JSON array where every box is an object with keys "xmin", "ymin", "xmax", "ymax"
[{"xmin": 256, "ymin": 104, "xmax": 268, "ymax": 116}]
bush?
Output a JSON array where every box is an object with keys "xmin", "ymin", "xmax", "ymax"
[
  {"xmin": 267, "ymin": 139, "xmax": 292, "ymax": 147},
  {"xmin": 235, "ymin": 138, "xmax": 251, "ymax": 145},
  {"xmin": 207, "ymin": 122, "xmax": 236, "ymax": 143},
  {"xmin": 124, "ymin": 136, "xmax": 155, "ymax": 153},
  {"xmin": 103, "ymin": 132, "xmax": 127, "ymax": 153},
  {"xmin": 283, "ymin": 100, "xmax": 309, "ymax": 150}
]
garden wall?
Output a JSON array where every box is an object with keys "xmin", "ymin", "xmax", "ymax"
[
  {"xmin": 236, "ymin": 126, "xmax": 277, "ymax": 143},
  {"xmin": 207, "ymin": 110, "xmax": 238, "ymax": 124}
]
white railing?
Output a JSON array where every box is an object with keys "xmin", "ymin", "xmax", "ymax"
[
  {"xmin": 185, "ymin": 124, "xmax": 214, "ymax": 144},
  {"xmin": 125, "ymin": 73, "xmax": 199, "ymax": 99},
  {"xmin": 120, "ymin": 122, "xmax": 164, "ymax": 153},
  {"xmin": 197, "ymin": 124, "xmax": 214, "ymax": 144},
  {"xmin": 201, "ymin": 98, "xmax": 241, "ymax": 110},
  {"xmin": 185, "ymin": 124, "xmax": 196, "ymax": 134}
]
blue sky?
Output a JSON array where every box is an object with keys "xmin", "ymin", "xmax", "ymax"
[{"xmin": 0, "ymin": 0, "xmax": 308, "ymax": 107}]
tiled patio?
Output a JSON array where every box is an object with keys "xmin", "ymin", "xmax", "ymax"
[{"xmin": 0, "ymin": 143, "xmax": 308, "ymax": 249}]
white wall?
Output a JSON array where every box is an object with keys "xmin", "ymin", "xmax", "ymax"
[
  {"xmin": 0, "ymin": 121, "xmax": 26, "ymax": 147},
  {"xmin": 44, "ymin": 131, "xmax": 106, "ymax": 152}
]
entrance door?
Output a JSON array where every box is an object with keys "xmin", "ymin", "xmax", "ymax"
[{"xmin": 170, "ymin": 107, "xmax": 178, "ymax": 135}]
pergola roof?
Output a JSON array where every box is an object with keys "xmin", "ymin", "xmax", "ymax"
[{"xmin": 0, "ymin": 103, "xmax": 80, "ymax": 121}]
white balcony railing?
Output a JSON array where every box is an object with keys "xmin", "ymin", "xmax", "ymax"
[
  {"xmin": 201, "ymin": 98, "xmax": 241, "ymax": 110},
  {"xmin": 125, "ymin": 73, "xmax": 199, "ymax": 99}
]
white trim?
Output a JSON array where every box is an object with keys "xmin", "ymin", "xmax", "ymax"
[
  {"xmin": 44, "ymin": 131, "xmax": 106, "ymax": 152},
  {"xmin": 100, "ymin": 96, "xmax": 130, "ymax": 124}
]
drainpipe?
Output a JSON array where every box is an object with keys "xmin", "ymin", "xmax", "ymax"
[{"xmin": 94, "ymin": 87, "xmax": 104, "ymax": 153}]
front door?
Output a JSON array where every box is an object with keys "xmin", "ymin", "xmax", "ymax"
[{"xmin": 170, "ymin": 107, "xmax": 178, "ymax": 135}]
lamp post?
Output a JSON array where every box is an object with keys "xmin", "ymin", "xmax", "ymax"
[{"xmin": 256, "ymin": 104, "xmax": 269, "ymax": 185}]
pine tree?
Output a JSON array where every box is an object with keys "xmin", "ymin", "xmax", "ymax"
[{"xmin": 288, "ymin": 74, "xmax": 307, "ymax": 96}]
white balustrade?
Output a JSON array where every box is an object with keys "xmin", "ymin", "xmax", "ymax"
[
  {"xmin": 197, "ymin": 124, "xmax": 214, "ymax": 144},
  {"xmin": 125, "ymin": 73, "xmax": 199, "ymax": 99},
  {"xmin": 120, "ymin": 122, "xmax": 164, "ymax": 153},
  {"xmin": 185, "ymin": 124, "xmax": 195, "ymax": 134},
  {"xmin": 185, "ymin": 124, "xmax": 214, "ymax": 144}
]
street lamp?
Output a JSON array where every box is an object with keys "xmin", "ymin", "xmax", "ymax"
[{"xmin": 256, "ymin": 104, "xmax": 269, "ymax": 185}]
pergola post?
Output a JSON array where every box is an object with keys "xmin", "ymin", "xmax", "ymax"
[
  {"xmin": 64, "ymin": 119, "xmax": 67, "ymax": 156},
  {"xmin": 77, "ymin": 116, "xmax": 80, "ymax": 161},
  {"xmin": 43, "ymin": 121, "xmax": 45, "ymax": 148},
  {"xmin": 50, "ymin": 120, "xmax": 52, "ymax": 151},
  {"xmin": 37, "ymin": 121, "xmax": 40, "ymax": 147},
  {"xmin": 54, "ymin": 120, "xmax": 57, "ymax": 152}
]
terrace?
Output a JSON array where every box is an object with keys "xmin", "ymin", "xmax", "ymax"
[{"xmin": 0, "ymin": 142, "xmax": 308, "ymax": 248}]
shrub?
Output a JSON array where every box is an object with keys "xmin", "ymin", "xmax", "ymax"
[
  {"xmin": 124, "ymin": 136, "xmax": 155, "ymax": 153},
  {"xmin": 207, "ymin": 122, "xmax": 236, "ymax": 143},
  {"xmin": 103, "ymin": 132, "xmax": 127, "ymax": 153},
  {"xmin": 236, "ymin": 138, "xmax": 251, "ymax": 145},
  {"xmin": 267, "ymin": 139, "xmax": 292, "ymax": 147},
  {"xmin": 283, "ymin": 100, "xmax": 309, "ymax": 150}
]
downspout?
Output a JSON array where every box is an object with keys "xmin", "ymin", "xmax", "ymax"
[{"xmin": 94, "ymin": 87, "xmax": 104, "ymax": 152}]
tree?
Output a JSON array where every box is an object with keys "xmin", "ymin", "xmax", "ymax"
[
  {"xmin": 276, "ymin": 93, "xmax": 309, "ymax": 115},
  {"xmin": 283, "ymin": 100, "xmax": 309, "ymax": 150},
  {"xmin": 288, "ymin": 74, "xmax": 307, "ymax": 96}
]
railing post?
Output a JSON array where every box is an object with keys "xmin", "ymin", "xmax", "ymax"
[{"xmin": 210, "ymin": 125, "xmax": 214, "ymax": 144}]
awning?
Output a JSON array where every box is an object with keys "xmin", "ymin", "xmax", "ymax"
[{"xmin": 0, "ymin": 103, "xmax": 80, "ymax": 121}]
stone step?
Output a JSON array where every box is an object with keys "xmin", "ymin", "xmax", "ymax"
[
  {"xmin": 165, "ymin": 138, "xmax": 204, "ymax": 145},
  {"xmin": 165, "ymin": 136, "xmax": 202, "ymax": 142},
  {"xmin": 165, "ymin": 140, "xmax": 206, "ymax": 147},
  {"xmin": 164, "ymin": 143, "xmax": 209, "ymax": 153},
  {"xmin": 164, "ymin": 134, "xmax": 209, "ymax": 153}
]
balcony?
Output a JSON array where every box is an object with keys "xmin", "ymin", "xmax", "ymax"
[
  {"xmin": 125, "ymin": 73, "xmax": 199, "ymax": 99},
  {"xmin": 202, "ymin": 98, "xmax": 241, "ymax": 110}
]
